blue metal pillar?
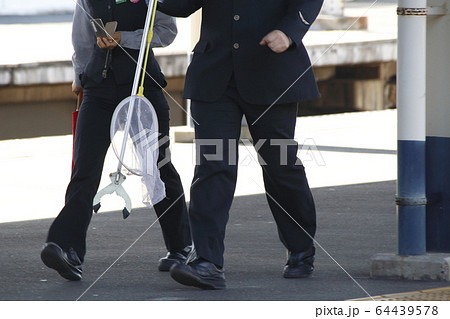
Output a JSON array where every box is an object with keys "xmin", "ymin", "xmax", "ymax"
[{"xmin": 396, "ymin": 0, "xmax": 427, "ymax": 255}]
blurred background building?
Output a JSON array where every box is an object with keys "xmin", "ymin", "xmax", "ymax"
[{"xmin": 0, "ymin": 0, "xmax": 398, "ymax": 140}]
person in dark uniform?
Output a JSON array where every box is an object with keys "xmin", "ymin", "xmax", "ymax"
[
  {"xmin": 40, "ymin": 0, "xmax": 192, "ymax": 281},
  {"xmin": 157, "ymin": 0, "xmax": 324, "ymax": 289}
]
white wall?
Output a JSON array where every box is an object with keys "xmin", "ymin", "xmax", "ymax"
[
  {"xmin": 322, "ymin": 0, "xmax": 345, "ymax": 16},
  {"xmin": 1, "ymin": 0, "xmax": 346, "ymax": 16},
  {"xmin": 0, "ymin": 0, "xmax": 75, "ymax": 15}
]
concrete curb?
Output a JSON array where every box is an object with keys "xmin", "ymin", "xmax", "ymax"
[{"xmin": 371, "ymin": 253, "xmax": 450, "ymax": 281}]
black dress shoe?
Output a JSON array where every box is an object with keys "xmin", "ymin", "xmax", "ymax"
[
  {"xmin": 40, "ymin": 242, "xmax": 82, "ymax": 281},
  {"xmin": 283, "ymin": 246, "xmax": 315, "ymax": 278},
  {"xmin": 158, "ymin": 246, "xmax": 192, "ymax": 272},
  {"xmin": 170, "ymin": 258, "xmax": 226, "ymax": 290}
]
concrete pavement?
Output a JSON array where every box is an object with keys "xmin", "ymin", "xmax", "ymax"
[
  {"xmin": 1, "ymin": 179, "xmax": 450, "ymax": 301},
  {"xmin": 1, "ymin": 109, "xmax": 450, "ymax": 301},
  {"xmin": 0, "ymin": 109, "xmax": 398, "ymax": 224}
]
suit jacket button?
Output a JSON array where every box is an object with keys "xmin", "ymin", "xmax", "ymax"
[
  {"xmin": 233, "ymin": 43, "xmax": 240, "ymax": 49},
  {"xmin": 234, "ymin": 15, "xmax": 240, "ymax": 21}
]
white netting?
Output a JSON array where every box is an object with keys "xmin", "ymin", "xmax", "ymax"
[{"xmin": 110, "ymin": 95, "xmax": 166, "ymax": 207}]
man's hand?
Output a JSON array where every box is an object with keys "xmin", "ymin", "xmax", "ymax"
[
  {"xmin": 72, "ymin": 81, "xmax": 83, "ymax": 96},
  {"xmin": 259, "ymin": 30, "xmax": 291, "ymax": 53},
  {"xmin": 97, "ymin": 31, "xmax": 121, "ymax": 49}
]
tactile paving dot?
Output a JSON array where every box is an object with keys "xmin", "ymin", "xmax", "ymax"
[{"xmin": 350, "ymin": 287, "xmax": 450, "ymax": 301}]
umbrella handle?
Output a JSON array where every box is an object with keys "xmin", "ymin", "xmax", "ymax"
[{"xmin": 76, "ymin": 91, "xmax": 84, "ymax": 111}]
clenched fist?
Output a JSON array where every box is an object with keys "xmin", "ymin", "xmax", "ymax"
[{"xmin": 259, "ymin": 30, "xmax": 292, "ymax": 53}]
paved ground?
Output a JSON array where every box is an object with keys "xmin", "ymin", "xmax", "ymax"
[
  {"xmin": 1, "ymin": 109, "xmax": 449, "ymax": 302},
  {"xmin": 0, "ymin": 110, "xmax": 399, "ymax": 223},
  {"xmin": 1, "ymin": 180, "xmax": 449, "ymax": 301}
]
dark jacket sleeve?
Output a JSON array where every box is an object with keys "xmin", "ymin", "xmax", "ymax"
[
  {"xmin": 157, "ymin": 0, "xmax": 202, "ymax": 18},
  {"xmin": 276, "ymin": 0, "xmax": 323, "ymax": 46}
]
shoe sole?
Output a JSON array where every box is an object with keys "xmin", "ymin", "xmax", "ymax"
[
  {"xmin": 41, "ymin": 243, "xmax": 82, "ymax": 281},
  {"xmin": 170, "ymin": 265, "xmax": 225, "ymax": 290}
]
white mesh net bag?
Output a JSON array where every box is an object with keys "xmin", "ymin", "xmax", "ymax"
[{"xmin": 110, "ymin": 95, "xmax": 166, "ymax": 207}]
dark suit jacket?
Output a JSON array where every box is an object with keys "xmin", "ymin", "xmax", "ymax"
[{"xmin": 158, "ymin": 0, "xmax": 323, "ymax": 105}]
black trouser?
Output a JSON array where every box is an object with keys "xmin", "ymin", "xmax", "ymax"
[
  {"xmin": 189, "ymin": 80, "xmax": 316, "ymax": 268},
  {"xmin": 46, "ymin": 76, "xmax": 191, "ymax": 262}
]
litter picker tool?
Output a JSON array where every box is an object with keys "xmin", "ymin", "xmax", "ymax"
[{"xmin": 93, "ymin": 0, "xmax": 165, "ymax": 219}]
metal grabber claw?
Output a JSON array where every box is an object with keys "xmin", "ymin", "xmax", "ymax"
[{"xmin": 93, "ymin": 171, "xmax": 132, "ymax": 219}]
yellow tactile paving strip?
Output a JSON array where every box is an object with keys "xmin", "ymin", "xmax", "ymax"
[{"xmin": 351, "ymin": 287, "xmax": 450, "ymax": 301}]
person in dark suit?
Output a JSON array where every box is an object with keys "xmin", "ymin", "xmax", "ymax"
[
  {"xmin": 40, "ymin": 0, "xmax": 192, "ymax": 281},
  {"xmin": 158, "ymin": 0, "xmax": 323, "ymax": 289}
]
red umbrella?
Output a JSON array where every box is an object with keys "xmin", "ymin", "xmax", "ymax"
[{"xmin": 72, "ymin": 91, "xmax": 83, "ymax": 170}]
